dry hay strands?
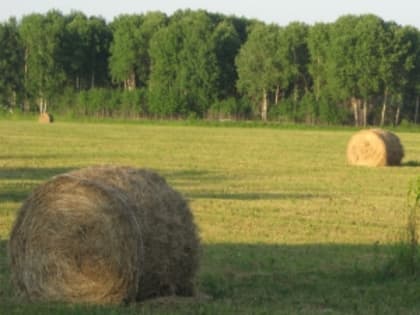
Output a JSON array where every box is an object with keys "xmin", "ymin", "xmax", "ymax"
[
  {"xmin": 38, "ymin": 112, "xmax": 54, "ymax": 123},
  {"xmin": 68, "ymin": 166, "xmax": 201, "ymax": 301},
  {"xmin": 346, "ymin": 128, "xmax": 404, "ymax": 167},
  {"xmin": 9, "ymin": 174, "xmax": 143, "ymax": 304}
]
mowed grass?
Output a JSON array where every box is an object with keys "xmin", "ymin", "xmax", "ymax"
[{"xmin": 1, "ymin": 120, "xmax": 420, "ymax": 314}]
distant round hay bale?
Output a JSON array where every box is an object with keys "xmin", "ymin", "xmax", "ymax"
[
  {"xmin": 68, "ymin": 166, "xmax": 200, "ymax": 300},
  {"xmin": 8, "ymin": 174, "xmax": 143, "ymax": 304},
  {"xmin": 38, "ymin": 112, "xmax": 54, "ymax": 123},
  {"xmin": 346, "ymin": 129, "xmax": 404, "ymax": 166}
]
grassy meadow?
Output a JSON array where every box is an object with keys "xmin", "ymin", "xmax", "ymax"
[{"xmin": 1, "ymin": 120, "xmax": 420, "ymax": 314}]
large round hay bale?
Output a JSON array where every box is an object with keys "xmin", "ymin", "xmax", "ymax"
[
  {"xmin": 9, "ymin": 174, "xmax": 143, "ymax": 304},
  {"xmin": 68, "ymin": 166, "xmax": 200, "ymax": 300},
  {"xmin": 38, "ymin": 112, "xmax": 54, "ymax": 123},
  {"xmin": 346, "ymin": 129, "xmax": 404, "ymax": 166}
]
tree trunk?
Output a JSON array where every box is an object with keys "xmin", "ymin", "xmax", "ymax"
[
  {"xmin": 11, "ymin": 91, "xmax": 17, "ymax": 109},
  {"xmin": 363, "ymin": 100, "xmax": 367, "ymax": 127},
  {"xmin": 24, "ymin": 48, "xmax": 28, "ymax": 76},
  {"xmin": 38, "ymin": 97, "xmax": 47, "ymax": 114},
  {"xmin": 315, "ymin": 56, "xmax": 321, "ymax": 101},
  {"xmin": 23, "ymin": 48, "xmax": 29, "ymax": 112},
  {"xmin": 380, "ymin": 89, "xmax": 388, "ymax": 126},
  {"xmin": 351, "ymin": 97, "xmax": 359, "ymax": 127},
  {"xmin": 38, "ymin": 98, "xmax": 42, "ymax": 114},
  {"xmin": 293, "ymin": 86, "xmax": 299, "ymax": 121},
  {"xmin": 23, "ymin": 100, "xmax": 30, "ymax": 112},
  {"xmin": 415, "ymin": 96, "xmax": 419, "ymax": 124},
  {"xmin": 261, "ymin": 88, "xmax": 268, "ymax": 121},
  {"xmin": 395, "ymin": 106, "xmax": 401, "ymax": 126},
  {"xmin": 42, "ymin": 98, "xmax": 47, "ymax": 114},
  {"xmin": 293, "ymin": 85, "xmax": 298, "ymax": 103},
  {"xmin": 275, "ymin": 86, "xmax": 280, "ymax": 105},
  {"xmin": 126, "ymin": 71, "xmax": 136, "ymax": 91},
  {"xmin": 91, "ymin": 72, "xmax": 95, "ymax": 89}
]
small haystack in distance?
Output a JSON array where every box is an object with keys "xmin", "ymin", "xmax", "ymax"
[
  {"xmin": 38, "ymin": 112, "xmax": 54, "ymax": 123},
  {"xmin": 346, "ymin": 128, "xmax": 404, "ymax": 166},
  {"xmin": 69, "ymin": 166, "xmax": 201, "ymax": 301},
  {"xmin": 9, "ymin": 174, "xmax": 143, "ymax": 304}
]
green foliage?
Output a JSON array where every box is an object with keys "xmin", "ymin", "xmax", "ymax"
[
  {"xmin": 325, "ymin": 15, "xmax": 360, "ymax": 102},
  {"xmin": 21, "ymin": 11, "xmax": 67, "ymax": 100},
  {"xmin": 212, "ymin": 20, "xmax": 242, "ymax": 99},
  {"xmin": 109, "ymin": 14, "xmax": 143, "ymax": 87},
  {"xmin": 353, "ymin": 15, "xmax": 384, "ymax": 100},
  {"xmin": 148, "ymin": 10, "xmax": 220, "ymax": 118},
  {"xmin": 307, "ymin": 23, "xmax": 330, "ymax": 101},
  {"xmin": 109, "ymin": 13, "xmax": 167, "ymax": 89},
  {"xmin": 235, "ymin": 23, "xmax": 282, "ymax": 116},
  {"xmin": 296, "ymin": 92, "xmax": 318, "ymax": 123},
  {"xmin": 63, "ymin": 12, "xmax": 112, "ymax": 89},
  {"xmin": 280, "ymin": 22, "xmax": 310, "ymax": 100},
  {"xmin": 53, "ymin": 87, "xmax": 77, "ymax": 115},
  {"xmin": 0, "ymin": 18, "xmax": 24, "ymax": 109},
  {"xmin": 119, "ymin": 89, "xmax": 147, "ymax": 117},
  {"xmin": 208, "ymin": 97, "xmax": 253, "ymax": 119},
  {"xmin": 1, "ymin": 10, "xmax": 420, "ymax": 123},
  {"xmin": 44, "ymin": 88, "xmax": 147, "ymax": 118}
]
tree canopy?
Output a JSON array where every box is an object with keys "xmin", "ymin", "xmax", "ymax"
[{"xmin": 1, "ymin": 10, "xmax": 420, "ymax": 125}]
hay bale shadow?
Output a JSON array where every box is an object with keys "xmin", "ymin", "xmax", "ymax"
[
  {"xmin": 162, "ymin": 169, "xmax": 228, "ymax": 187},
  {"xmin": 402, "ymin": 160, "xmax": 420, "ymax": 167},
  {"xmin": 0, "ymin": 167, "xmax": 75, "ymax": 181},
  {"xmin": 188, "ymin": 192, "xmax": 329, "ymax": 201}
]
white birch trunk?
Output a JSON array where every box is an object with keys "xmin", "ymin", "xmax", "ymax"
[
  {"xmin": 395, "ymin": 106, "xmax": 400, "ymax": 126},
  {"xmin": 363, "ymin": 100, "xmax": 367, "ymax": 127},
  {"xmin": 261, "ymin": 88, "xmax": 268, "ymax": 121},
  {"xmin": 380, "ymin": 89, "xmax": 388, "ymax": 126},
  {"xmin": 351, "ymin": 97, "xmax": 359, "ymax": 127}
]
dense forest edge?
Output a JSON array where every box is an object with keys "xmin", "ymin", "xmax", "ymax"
[{"xmin": 1, "ymin": 9, "xmax": 420, "ymax": 126}]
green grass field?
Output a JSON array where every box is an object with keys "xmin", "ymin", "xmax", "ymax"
[{"xmin": 1, "ymin": 120, "xmax": 420, "ymax": 314}]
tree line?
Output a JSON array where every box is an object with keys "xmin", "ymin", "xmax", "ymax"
[{"xmin": 1, "ymin": 9, "xmax": 420, "ymax": 125}]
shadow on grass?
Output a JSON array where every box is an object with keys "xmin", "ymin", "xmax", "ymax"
[
  {"xmin": 0, "ymin": 167, "xmax": 75, "ymax": 181},
  {"xmin": 0, "ymin": 167, "xmax": 222, "ymax": 182},
  {"xmin": 1, "ymin": 240, "xmax": 419, "ymax": 314},
  {"xmin": 0, "ymin": 190, "xmax": 28, "ymax": 203},
  {"xmin": 162, "ymin": 169, "xmax": 229, "ymax": 187},
  {"xmin": 199, "ymin": 243, "xmax": 420, "ymax": 314},
  {"xmin": 0, "ymin": 167, "xmax": 75, "ymax": 204},
  {"xmin": 0, "ymin": 240, "xmax": 10, "ymax": 302},
  {"xmin": 163, "ymin": 170, "xmax": 329, "ymax": 201},
  {"xmin": 0, "ymin": 154, "xmax": 64, "ymax": 161},
  {"xmin": 0, "ymin": 167, "xmax": 232, "ymax": 204},
  {"xmin": 402, "ymin": 160, "xmax": 420, "ymax": 167},
  {"xmin": 188, "ymin": 192, "xmax": 329, "ymax": 201}
]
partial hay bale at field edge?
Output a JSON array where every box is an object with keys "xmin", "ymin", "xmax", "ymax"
[
  {"xmin": 8, "ymin": 174, "xmax": 144, "ymax": 304},
  {"xmin": 346, "ymin": 129, "xmax": 404, "ymax": 167},
  {"xmin": 68, "ymin": 166, "xmax": 201, "ymax": 301},
  {"xmin": 38, "ymin": 112, "xmax": 54, "ymax": 123}
]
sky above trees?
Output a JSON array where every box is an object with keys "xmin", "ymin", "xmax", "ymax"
[{"xmin": 1, "ymin": 0, "xmax": 420, "ymax": 29}]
